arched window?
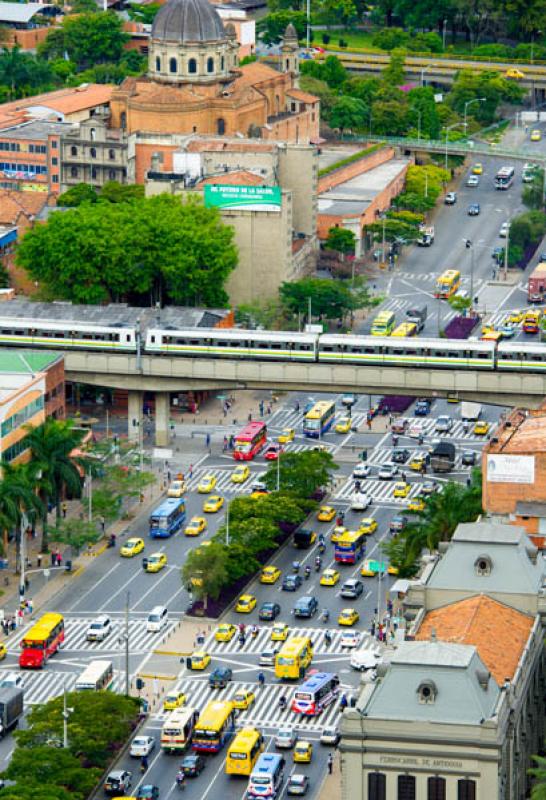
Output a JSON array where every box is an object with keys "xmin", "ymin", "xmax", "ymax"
[
  {"xmin": 70, "ymin": 166, "xmax": 78, "ymax": 177},
  {"xmin": 70, "ymin": 145, "xmax": 77, "ymax": 156},
  {"xmin": 286, "ymin": 58, "xmax": 290, "ymax": 70},
  {"xmin": 169, "ymin": 57, "xmax": 177, "ymax": 73},
  {"xmin": 207, "ymin": 56, "xmax": 214, "ymax": 73},
  {"xmin": 475, "ymin": 555, "xmax": 492, "ymax": 577},
  {"xmin": 217, "ymin": 118, "xmax": 225, "ymax": 135},
  {"xmin": 155, "ymin": 55, "xmax": 161, "ymax": 71},
  {"xmin": 427, "ymin": 776, "xmax": 446, "ymax": 800},
  {"xmin": 120, "ymin": 112, "xmax": 127, "ymax": 129},
  {"xmin": 108, "ymin": 149, "xmax": 115, "ymax": 160},
  {"xmin": 90, "ymin": 127, "xmax": 96, "ymax": 141},
  {"xmin": 108, "ymin": 169, "xmax": 116, "ymax": 180},
  {"xmin": 188, "ymin": 58, "xmax": 197, "ymax": 74},
  {"xmin": 90, "ymin": 147, "xmax": 97, "ymax": 159}
]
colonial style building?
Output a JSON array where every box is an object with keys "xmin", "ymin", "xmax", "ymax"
[{"xmin": 61, "ymin": 116, "xmax": 128, "ymax": 192}]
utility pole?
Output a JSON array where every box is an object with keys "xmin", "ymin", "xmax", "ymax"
[
  {"xmin": 125, "ymin": 591, "xmax": 130, "ymax": 696},
  {"xmin": 87, "ymin": 469, "xmax": 92, "ymax": 523},
  {"xmin": 276, "ymin": 451, "xmax": 281, "ymax": 492},
  {"xmin": 225, "ymin": 504, "xmax": 230, "ymax": 547},
  {"xmin": 307, "ymin": 296, "xmax": 312, "ymax": 325},
  {"xmin": 503, "ymin": 222, "xmax": 510, "ymax": 281},
  {"xmin": 306, "ymin": 0, "xmax": 310, "ymax": 50},
  {"xmin": 62, "ymin": 689, "xmax": 74, "ymax": 748},
  {"xmin": 19, "ymin": 513, "xmax": 27, "ymax": 604}
]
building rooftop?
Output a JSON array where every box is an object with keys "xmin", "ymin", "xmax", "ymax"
[
  {"xmin": 197, "ymin": 170, "xmax": 267, "ymax": 186},
  {"xmin": 415, "ymin": 594, "xmax": 534, "ymax": 685},
  {"xmin": 0, "ymin": 2, "xmax": 51, "ymax": 24},
  {"xmin": 0, "ymin": 120, "xmax": 70, "ymax": 141},
  {"xmin": 0, "ymin": 350, "xmax": 60, "ymax": 374},
  {"xmin": 485, "ymin": 408, "xmax": 546, "ymax": 454},
  {"xmin": 516, "ymin": 501, "xmax": 546, "ymax": 517},
  {"xmin": 318, "ymin": 158, "xmax": 410, "ymax": 217},
  {"xmin": 0, "ymin": 85, "xmax": 113, "ymax": 125},
  {"xmin": 0, "ymin": 190, "xmax": 54, "ymax": 225},
  {"xmin": 186, "ymin": 137, "xmax": 277, "ymax": 153}
]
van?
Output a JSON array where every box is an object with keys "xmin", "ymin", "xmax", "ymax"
[
  {"xmin": 146, "ymin": 605, "xmax": 168, "ymax": 632},
  {"xmin": 293, "ymin": 596, "xmax": 318, "ymax": 619},
  {"xmin": 247, "ymin": 752, "xmax": 285, "ymax": 799}
]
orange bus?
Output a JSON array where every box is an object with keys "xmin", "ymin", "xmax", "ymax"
[
  {"xmin": 233, "ymin": 421, "xmax": 267, "ymax": 461},
  {"xmin": 19, "ymin": 612, "xmax": 64, "ymax": 669}
]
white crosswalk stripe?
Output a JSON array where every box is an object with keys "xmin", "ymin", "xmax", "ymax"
[
  {"xmin": 334, "ymin": 478, "xmax": 422, "ymax": 503},
  {"xmin": 0, "ymin": 669, "xmax": 125, "ymax": 705},
  {"xmin": 362, "ymin": 447, "xmax": 476, "ymax": 470},
  {"xmin": 201, "ymin": 626, "xmax": 380, "ymax": 657},
  {"xmin": 388, "ymin": 417, "xmax": 486, "ymax": 441},
  {"xmin": 186, "ymin": 468, "xmax": 266, "ymax": 495}
]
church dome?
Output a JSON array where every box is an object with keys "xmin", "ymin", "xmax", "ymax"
[{"xmin": 151, "ymin": 0, "xmax": 227, "ymax": 44}]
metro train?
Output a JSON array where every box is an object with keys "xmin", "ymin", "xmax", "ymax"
[{"xmin": 0, "ymin": 317, "xmax": 545, "ymax": 373}]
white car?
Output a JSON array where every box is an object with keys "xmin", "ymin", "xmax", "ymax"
[
  {"xmin": 320, "ymin": 727, "xmax": 340, "ymax": 746},
  {"xmin": 435, "ymin": 416, "xmax": 453, "ymax": 433},
  {"xmin": 499, "ymin": 222, "xmax": 510, "ymax": 238},
  {"xmin": 275, "ymin": 727, "xmax": 297, "ymax": 748},
  {"xmin": 407, "ymin": 421, "xmax": 425, "ymax": 439},
  {"xmin": 350, "ymin": 649, "xmax": 381, "ymax": 672},
  {"xmin": 352, "ymin": 462, "xmax": 370, "ymax": 479},
  {"xmin": 466, "ymin": 174, "xmax": 479, "ymax": 187},
  {"xmin": 340, "ymin": 630, "xmax": 362, "ymax": 649},
  {"xmin": 129, "ymin": 735, "xmax": 155, "ymax": 758},
  {"xmin": 378, "ymin": 464, "xmax": 399, "ymax": 480},
  {"xmin": 86, "ymin": 615, "xmax": 112, "ymax": 642},
  {"xmin": 350, "ymin": 493, "xmax": 371, "ymax": 511}
]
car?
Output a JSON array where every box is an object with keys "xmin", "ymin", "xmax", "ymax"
[
  {"xmin": 338, "ymin": 608, "xmax": 359, "ymax": 626},
  {"xmin": 420, "ymin": 480, "xmax": 439, "ymax": 496},
  {"xmin": 472, "ymin": 163, "xmax": 483, "ymax": 175},
  {"xmin": 120, "ymin": 537, "xmax": 144, "ymax": 557},
  {"xmin": 501, "ymin": 323, "xmax": 517, "ymax": 338},
  {"xmin": 506, "ymin": 67, "xmax": 525, "ymax": 79},
  {"xmin": 197, "ymin": 473, "xmax": 217, "ymax": 493},
  {"xmin": 275, "ymin": 728, "xmax": 297, "ymax": 748},
  {"xmin": 259, "ymin": 602, "xmax": 281, "ymax": 621},
  {"xmin": 435, "ymin": 416, "xmax": 453, "ymax": 433},
  {"xmin": 282, "ymin": 574, "xmax": 302, "ymax": 591},
  {"xmin": 468, "ymin": 203, "xmax": 480, "ymax": 216},
  {"xmin": 392, "ymin": 447, "xmax": 410, "ymax": 464},
  {"xmin": 130, "ymin": 735, "xmax": 155, "ymax": 758},
  {"xmin": 271, "ymin": 622, "xmax": 290, "ymax": 641},
  {"xmin": 320, "ymin": 728, "xmax": 340, "ymax": 746},
  {"xmin": 499, "ymin": 222, "xmax": 510, "ymax": 238},
  {"xmin": 330, "ymin": 525, "xmax": 346, "ymax": 543},
  {"xmin": 288, "ymin": 774, "xmax": 310, "ymax": 796},
  {"xmin": 293, "ymin": 741, "xmax": 313, "ymax": 763},
  {"xmin": 378, "ymin": 464, "xmax": 399, "ymax": 480},
  {"xmin": 351, "ymin": 493, "xmax": 371, "ymax": 511},
  {"xmin": 361, "ymin": 559, "xmax": 387, "ymax": 577},
  {"xmin": 278, "ymin": 427, "xmax": 295, "ymax": 444},
  {"xmin": 409, "ymin": 454, "xmax": 425, "ymax": 472},
  {"xmin": 163, "ymin": 690, "xmax": 186, "ymax": 711},
  {"xmin": 341, "ymin": 630, "xmax": 362, "ymax": 648},
  {"xmin": 185, "ymin": 516, "xmax": 207, "ymax": 536},
  {"xmin": 259, "ymin": 646, "xmax": 279, "ymax": 666},
  {"xmin": 250, "ymin": 480, "xmax": 269, "ymax": 498},
  {"xmin": 135, "ymin": 786, "xmax": 160, "ymax": 800},
  {"xmin": 462, "ymin": 450, "xmax": 477, "ymax": 466},
  {"xmin": 508, "ymin": 309, "xmax": 524, "ymax": 324},
  {"xmin": 265, "ymin": 444, "xmax": 283, "ymax": 460},
  {"xmin": 231, "ymin": 464, "xmax": 250, "ymax": 483},
  {"xmin": 341, "ymin": 579, "xmax": 364, "ymax": 599},
  {"xmin": 104, "ymin": 770, "xmax": 132, "ymax": 796},
  {"xmin": 414, "ymin": 400, "xmax": 431, "ymax": 416},
  {"xmin": 189, "ymin": 651, "xmax": 211, "ymax": 670},
  {"xmin": 482, "ymin": 323, "xmax": 496, "ymax": 336},
  {"xmin": 215, "ymin": 623, "xmax": 236, "ymax": 642},
  {"xmin": 353, "ymin": 462, "xmax": 371, "ymax": 479},
  {"xmin": 531, "ymin": 129, "xmax": 542, "ymax": 141},
  {"xmin": 236, "ymin": 594, "xmax": 257, "ymax": 613},
  {"xmin": 317, "ymin": 505, "xmax": 336, "ymax": 522},
  {"xmin": 167, "ymin": 480, "xmax": 186, "ymax": 497},
  {"xmin": 342, "ymin": 393, "xmax": 356, "ymax": 407},
  {"xmin": 390, "ymin": 418, "xmax": 407, "ymax": 434},
  {"xmin": 359, "ymin": 517, "xmax": 377, "ymax": 535},
  {"xmin": 350, "ymin": 649, "xmax": 381, "ymax": 672},
  {"xmin": 209, "ymin": 666, "xmax": 232, "ymax": 688},
  {"xmin": 393, "ymin": 481, "xmax": 410, "ymax": 498},
  {"xmin": 388, "ymin": 564, "xmax": 399, "ymax": 575},
  {"xmin": 203, "ymin": 495, "xmax": 224, "ymax": 512},
  {"xmin": 466, "ymin": 174, "xmax": 479, "ymax": 187},
  {"xmin": 444, "ymin": 191, "xmax": 457, "ymax": 204},
  {"xmin": 293, "ymin": 596, "xmax": 318, "ymax": 618},
  {"xmin": 390, "ymin": 514, "xmax": 408, "ymax": 532},
  {"xmin": 232, "ymin": 688, "xmax": 255, "ymax": 710},
  {"xmin": 474, "ymin": 420, "xmax": 490, "ymax": 435},
  {"xmin": 407, "ymin": 497, "xmax": 425, "ymax": 512},
  {"xmin": 335, "ymin": 417, "xmax": 352, "ymax": 434},
  {"xmin": 0, "ymin": 644, "xmax": 7, "ymax": 661},
  {"xmin": 492, "ymin": 246, "xmax": 505, "ymax": 264},
  {"xmin": 143, "ymin": 552, "xmax": 167, "ymax": 573},
  {"xmin": 180, "ymin": 754, "xmax": 206, "ymax": 777},
  {"xmin": 261, "ymin": 565, "xmax": 281, "ymax": 584},
  {"xmin": 408, "ymin": 421, "xmax": 425, "ymax": 438},
  {"xmin": 320, "ymin": 568, "xmax": 340, "ymax": 587},
  {"xmin": 86, "ymin": 614, "xmax": 112, "ymax": 642}
]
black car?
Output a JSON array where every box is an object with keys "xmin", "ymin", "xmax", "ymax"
[
  {"xmin": 136, "ymin": 786, "xmax": 160, "ymax": 800},
  {"xmin": 462, "ymin": 450, "xmax": 477, "ymax": 466},
  {"xmin": 390, "ymin": 514, "xmax": 408, "ymax": 533},
  {"xmin": 104, "ymin": 770, "xmax": 132, "ymax": 796},
  {"xmin": 180, "ymin": 754, "xmax": 206, "ymax": 777},
  {"xmin": 282, "ymin": 574, "xmax": 302, "ymax": 592},
  {"xmin": 414, "ymin": 400, "xmax": 431, "ymax": 416},
  {"xmin": 392, "ymin": 448, "xmax": 410, "ymax": 464},
  {"xmin": 209, "ymin": 666, "xmax": 232, "ymax": 688},
  {"xmin": 259, "ymin": 602, "xmax": 281, "ymax": 621},
  {"xmin": 293, "ymin": 595, "xmax": 318, "ymax": 618},
  {"xmin": 468, "ymin": 203, "xmax": 480, "ymax": 216}
]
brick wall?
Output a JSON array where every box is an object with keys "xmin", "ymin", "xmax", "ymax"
[
  {"xmin": 317, "ymin": 146, "xmax": 395, "ymax": 193},
  {"xmin": 6, "ymin": 27, "xmax": 51, "ymax": 50},
  {"xmin": 482, "ymin": 449, "xmax": 546, "ymax": 514}
]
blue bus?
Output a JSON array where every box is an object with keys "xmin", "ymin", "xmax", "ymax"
[
  {"xmin": 246, "ymin": 753, "xmax": 285, "ymax": 799},
  {"xmin": 149, "ymin": 498, "xmax": 186, "ymax": 538},
  {"xmin": 303, "ymin": 400, "xmax": 335, "ymax": 438},
  {"xmin": 291, "ymin": 672, "xmax": 339, "ymax": 716}
]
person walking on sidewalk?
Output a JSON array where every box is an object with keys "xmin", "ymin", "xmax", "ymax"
[
  {"xmin": 61, "ymin": 501, "xmax": 67, "ymax": 519},
  {"xmin": 328, "ymin": 753, "xmax": 334, "ymax": 774}
]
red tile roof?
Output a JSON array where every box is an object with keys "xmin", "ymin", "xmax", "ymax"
[{"xmin": 197, "ymin": 170, "xmax": 265, "ymax": 187}]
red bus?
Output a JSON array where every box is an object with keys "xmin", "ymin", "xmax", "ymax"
[
  {"xmin": 233, "ymin": 421, "xmax": 267, "ymax": 461},
  {"xmin": 19, "ymin": 612, "xmax": 64, "ymax": 669}
]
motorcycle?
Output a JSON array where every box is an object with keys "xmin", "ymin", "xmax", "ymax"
[
  {"xmin": 320, "ymin": 609, "xmax": 330, "ymax": 622},
  {"xmin": 176, "ymin": 771, "xmax": 186, "ymax": 791},
  {"xmin": 107, "ymin": 534, "xmax": 116, "ymax": 548},
  {"xmin": 304, "ymin": 566, "xmax": 311, "ymax": 580}
]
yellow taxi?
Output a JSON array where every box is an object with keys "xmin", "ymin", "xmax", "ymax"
[
  {"xmin": 408, "ymin": 497, "xmax": 425, "ymax": 512},
  {"xmin": 0, "ymin": 643, "xmax": 6, "ymax": 661},
  {"xmin": 358, "ymin": 517, "xmax": 377, "ymax": 535},
  {"xmin": 260, "ymin": 565, "xmax": 281, "ymax": 584},
  {"xmin": 388, "ymin": 564, "xmax": 400, "ymax": 575},
  {"xmin": 335, "ymin": 417, "xmax": 352, "ymax": 434},
  {"xmin": 317, "ymin": 505, "xmax": 336, "ymax": 522},
  {"xmin": 472, "ymin": 163, "xmax": 483, "ymax": 175},
  {"xmin": 331, "ymin": 525, "xmax": 346, "ymax": 543},
  {"xmin": 278, "ymin": 428, "xmax": 295, "ymax": 444},
  {"xmin": 320, "ymin": 568, "xmax": 340, "ymax": 587},
  {"xmin": 235, "ymin": 594, "xmax": 257, "ymax": 613},
  {"xmin": 338, "ymin": 608, "xmax": 359, "ymax": 626},
  {"xmin": 167, "ymin": 480, "xmax": 186, "ymax": 497},
  {"xmin": 231, "ymin": 464, "xmax": 250, "ymax": 484},
  {"xmin": 393, "ymin": 481, "xmax": 410, "ymax": 498},
  {"xmin": 215, "ymin": 623, "xmax": 236, "ymax": 642},
  {"xmin": 163, "ymin": 690, "xmax": 186, "ymax": 711},
  {"xmin": 189, "ymin": 651, "xmax": 211, "ymax": 670},
  {"xmin": 144, "ymin": 552, "xmax": 167, "ymax": 573},
  {"xmin": 293, "ymin": 741, "xmax": 313, "ymax": 763},
  {"xmin": 474, "ymin": 420, "xmax": 490, "ymax": 435},
  {"xmin": 409, "ymin": 454, "xmax": 425, "ymax": 471},
  {"xmin": 197, "ymin": 473, "xmax": 217, "ymax": 493},
  {"xmin": 506, "ymin": 67, "xmax": 525, "ymax": 79},
  {"xmin": 481, "ymin": 322, "xmax": 496, "ymax": 335},
  {"xmin": 233, "ymin": 689, "xmax": 255, "ymax": 710},
  {"xmin": 531, "ymin": 129, "xmax": 542, "ymax": 141},
  {"xmin": 271, "ymin": 622, "xmax": 290, "ymax": 641},
  {"xmin": 120, "ymin": 537, "xmax": 145, "ymax": 557},
  {"xmin": 203, "ymin": 495, "xmax": 224, "ymax": 513},
  {"xmin": 508, "ymin": 309, "xmax": 524, "ymax": 324},
  {"xmin": 185, "ymin": 516, "xmax": 207, "ymax": 536}
]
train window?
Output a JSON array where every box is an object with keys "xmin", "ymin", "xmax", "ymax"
[
  {"xmin": 150, "ymin": 335, "xmax": 155, "ymax": 343},
  {"xmin": 532, "ymin": 353, "xmax": 545, "ymax": 361},
  {"xmin": 363, "ymin": 346, "xmax": 376, "ymax": 354},
  {"xmin": 320, "ymin": 344, "xmax": 334, "ymax": 352},
  {"xmin": 349, "ymin": 346, "xmax": 363, "ymax": 353},
  {"xmin": 125, "ymin": 335, "xmax": 131, "ymax": 342},
  {"xmin": 269, "ymin": 343, "xmax": 282, "ymax": 350}
]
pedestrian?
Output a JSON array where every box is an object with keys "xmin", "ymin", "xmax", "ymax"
[
  {"xmin": 339, "ymin": 694, "xmax": 348, "ymax": 711},
  {"xmin": 17, "ymin": 609, "xmax": 23, "ymax": 626},
  {"xmin": 229, "ymin": 435, "xmax": 234, "ymax": 450},
  {"xmin": 10, "ymin": 618, "xmax": 15, "ymax": 633},
  {"xmin": 295, "ymin": 401, "xmax": 300, "ymax": 413},
  {"xmin": 248, "ymin": 412, "xmax": 252, "ymax": 423},
  {"xmin": 267, "ymin": 405, "xmax": 271, "ymax": 415},
  {"xmin": 167, "ymin": 469, "xmax": 171, "ymax": 483},
  {"xmin": 328, "ymin": 753, "xmax": 334, "ymax": 774},
  {"xmin": 259, "ymin": 400, "xmax": 264, "ymax": 416},
  {"xmin": 61, "ymin": 501, "xmax": 67, "ymax": 519},
  {"xmin": 100, "ymin": 516, "xmax": 105, "ymax": 535},
  {"xmin": 189, "ymin": 464, "xmax": 193, "ymax": 478},
  {"xmin": 50, "ymin": 551, "xmax": 56, "ymax": 567},
  {"xmin": 223, "ymin": 435, "xmax": 228, "ymax": 452},
  {"xmin": 367, "ymin": 417, "xmax": 372, "ymax": 430},
  {"xmin": 354, "ymin": 480, "xmax": 361, "ymax": 493},
  {"xmin": 205, "ymin": 433, "xmax": 211, "ymax": 448},
  {"xmin": 1, "ymin": 620, "xmax": 7, "ymax": 637},
  {"xmin": 370, "ymin": 620, "xmax": 376, "ymax": 637},
  {"xmin": 56, "ymin": 552, "xmax": 62, "ymax": 567}
]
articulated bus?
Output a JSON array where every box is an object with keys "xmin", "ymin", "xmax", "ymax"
[
  {"xmin": 161, "ymin": 707, "xmax": 200, "ymax": 753},
  {"xmin": 149, "ymin": 497, "xmax": 186, "ymax": 538},
  {"xmin": 19, "ymin": 612, "xmax": 64, "ymax": 669},
  {"xmin": 233, "ymin": 421, "xmax": 267, "ymax": 461},
  {"xmin": 275, "ymin": 637, "xmax": 314, "ymax": 680},
  {"xmin": 192, "ymin": 700, "xmax": 235, "ymax": 753},
  {"xmin": 434, "ymin": 270, "xmax": 461, "ymax": 299},
  {"xmin": 291, "ymin": 672, "xmax": 340, "ymax": 716},
  {"xmin": 303, "ymin": 400, "xmax": 335, "ymax": 438},
  {"xmin": 75, "ymin": 660, "xmax": 114, "ymax": 691},
  {"xmin": 334, "ymin": 530, "xmax": 367, "ymax": 565},
  {"xmin": 226, "ymin": 728, "xmax": 264, "ymax": 776},
  {"xmin": 495, "ymin": 165, "xmax": 515, "ymax": 189}
]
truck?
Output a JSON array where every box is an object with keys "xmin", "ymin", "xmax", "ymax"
[
  {"xmin": 405, "ymin": 306, "xmax": 428, "ymax": 333},
  {"xmin": 461, "ymin": 402, "xmax": 482, "ymax": 422},
  {"xmin": 417, "ymin": 225, "xmax": 434, "ymax": 246},
  {"xmin": 527, "ymin": 262, "xmax": 546, "ymax": 303},
  {"xmin": 430, "ymin": 442, "xmax": 456, "ymax": 473},
  {"xmin": 0, "ymin": 687, "xmax": 24, "ymax": 737}
]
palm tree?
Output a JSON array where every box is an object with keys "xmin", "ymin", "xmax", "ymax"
[
  {"xmin": 24, "ymin": 418, "xmax": 89, "ymax": 551},
  {"xmin": 529, "ymin": 753, "xmax": 546, "ymax": 799},
  {"xmin": 0, "ymin": 463, "xmax": 43, "ymax": 560}
]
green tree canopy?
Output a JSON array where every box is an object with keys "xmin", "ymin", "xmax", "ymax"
[
  {"xmin": 329, "ymin": 96, "xmax": 367, "ymax": 132},
  {"xmin": 262, "ymin": 450, "xmax": 338, "ymax": 497},
  {"xmin": 280, "ymin": 277, "xmax": 375, "ymax": 319},
  {"xmin": 181, "ymin": 541, "xmax": 229, "ymax": 609},
  {"xmin": 39, "ymin": 13, "xmax": 129, "ymax": 69},
  {"xmin": 57, "ymin": 184, "xmax": 98, "ymax": 207},
  {"xmin": 0, "ymin": 47, "xmax": 55, "ymax": 100},
  {"xmin": 326, "ymin": 226, "xmax": 356, "ymax": 254},
  {"xmin": 256, "ymin": 11, "xmax": 307, "ymax": 44}
]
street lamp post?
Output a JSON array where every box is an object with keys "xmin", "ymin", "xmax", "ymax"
[
  {"xmin": 442, "ymin": 19, "xmax": 447, "ymax": 50},
  {"xmin": 62, "ymin": 689, "xmax": 74, "ymax": 748},
  {"xmin": 420, "ymin": 65, "xmax": 435, "ymax": 87},
  {"xmin": 444, "ymin": 122, "xmax": 465, "ymax": 171},
  {"xmin": 19, "ymin": 512, "xmax": 27, "ymax": 605},
  {"xmin": 464, "ymin": 97, "xmax": 486, "ymax": 133},
  {"xmin": 416, "ymin": 109, "xmax": 422, "ymax": 142},
  {"xmin": 464, "ymin": 239, "xmax": 475, "ymax": 311},
  {"xmin": 225, "ymin": 503, "xmax": 230, "ymax": 547},
  {"xmin": 503, "ymin": 222, "xmax": 510, "ymax": 280}
]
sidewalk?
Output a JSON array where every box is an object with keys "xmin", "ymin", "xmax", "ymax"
[{"xmin": 317, "ymin": 752, "xmax": 342, "ymax": 800}]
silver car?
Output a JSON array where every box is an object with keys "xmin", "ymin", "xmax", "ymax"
[
  {"xmin": 275, "ymin": 727, "xmax": 297, "ymax": 749},
  {"xmin": 435, "ymin": 416, "xmax": 453, "ymax": 433}
]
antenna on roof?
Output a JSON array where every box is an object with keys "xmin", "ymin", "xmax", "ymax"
[{"xmin": 430, "ymin": 628, "xmax": 437, "ymax": 642}]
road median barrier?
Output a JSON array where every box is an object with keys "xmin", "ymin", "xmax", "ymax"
[
  {"xmin": 153, "ymin": 649, "xmax": 191, "ymax": 657},
  {"xmin": 138, "ymin": 672, "xmax": 176, "ymax": 681}
]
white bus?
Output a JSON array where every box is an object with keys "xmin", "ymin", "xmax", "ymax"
[
  {"xmin": 161, "ymin": 707, "xmax": 200, "ymax": 753},
  {"xmin": 75, "ymin": 660, "xmax": 114, "ymax": 691},
  {"xmin": 495, "ymin": 166, "xmax": 515, "ymax": 189}
]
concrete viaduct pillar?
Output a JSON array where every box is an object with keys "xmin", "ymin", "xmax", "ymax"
[
  {"xmin": 155, "ymin": 392, "xmax": 170, "ymax": 447},
  {"xmin": 127, "ymin": 390, "xmax": 143, "ymax": 443}
]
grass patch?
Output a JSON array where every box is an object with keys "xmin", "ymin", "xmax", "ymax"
[{"xmin": 318, "ymin": 143, "xmax": 385, "ymax": 177}]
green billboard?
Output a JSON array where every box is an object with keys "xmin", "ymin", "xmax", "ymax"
[{"xmin": 204, "ymin": 184, "xmax": 282, "ymax": 212}]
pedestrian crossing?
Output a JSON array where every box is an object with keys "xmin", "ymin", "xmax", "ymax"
[
  {"xmin": 334, "ymin": 477, "xmax": 423, "ymax": 503},
  {"xmin": 361, "ymin": 446, "xmax": 479, "ymax": 470},
  {"xmin": 0, "ymin": 669, "xmax": 126, "ymax": 706},
  {"xmin": 388, "ymin": 417, "xmax": 486, "ymax": 441},
  {"xmin": 186, "ymin": 468, "xmax": 267, "ymax": 495},
  {"xmin": 201, "ymin": 626, "xmax": 381, "ymax": 657}
]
